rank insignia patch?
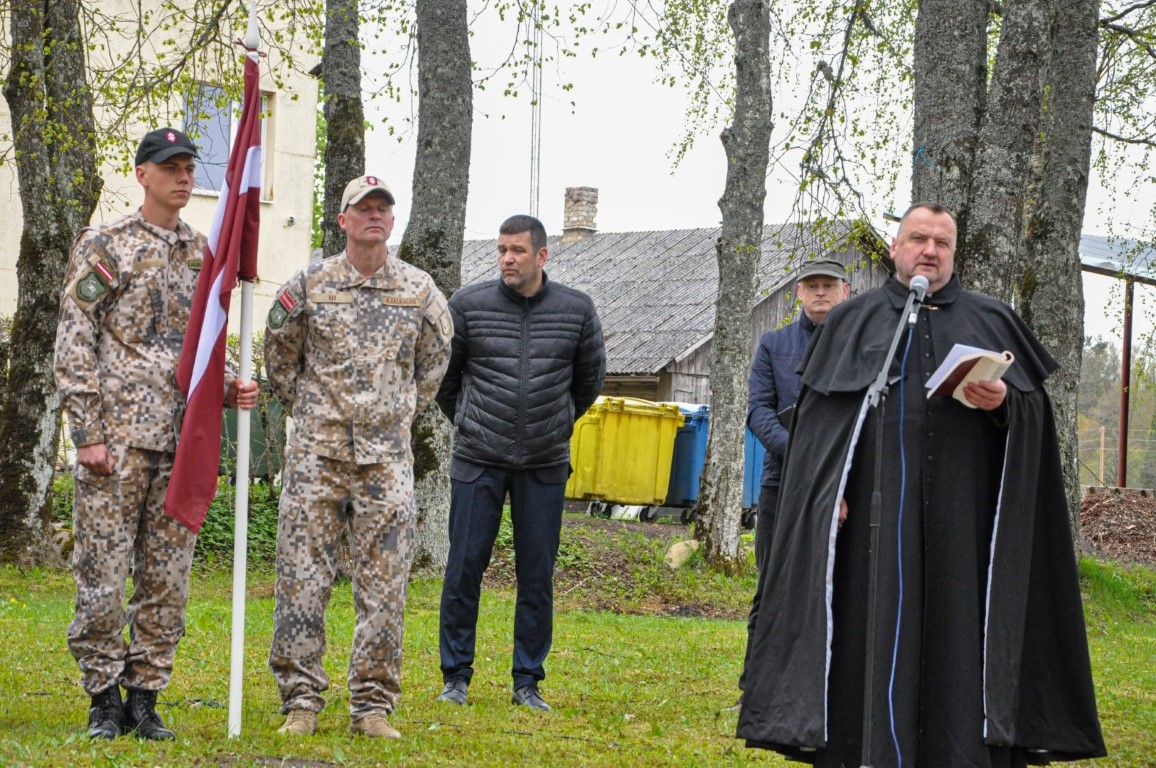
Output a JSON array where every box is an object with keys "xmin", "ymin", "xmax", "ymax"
[{"xmin": 93, "ymin": 258, "xmax": 115, "ymax": 284}]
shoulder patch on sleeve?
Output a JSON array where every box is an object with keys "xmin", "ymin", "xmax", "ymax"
[
  {"xmin": 75, "ymin": 272, "xmax": 109, "ymax": 303},
  {"xmin": 69, "ymin": 255, "xmax": 118, "ymax": 309},
  {"xmin": 267, "ymin": 289, "xmax": 298, "ymax": 329}
]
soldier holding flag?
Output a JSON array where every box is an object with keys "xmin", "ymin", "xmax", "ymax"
[{"xmin": 53, "ymin": 127, "xmax": 259, "ymax": 741}]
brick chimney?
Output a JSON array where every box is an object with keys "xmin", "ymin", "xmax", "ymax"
[{"xmin": 561, "ymin": 186, "xmax": 598, "ymax": 243}]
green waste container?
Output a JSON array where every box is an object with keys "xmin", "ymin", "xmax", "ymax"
[
  {"xmin": 220, "ymin": 389, "xmax": 285, "ymax": 481},
  {"xmin": 566, "ymin": 396, "xmax": 684, "ymax": 505}
]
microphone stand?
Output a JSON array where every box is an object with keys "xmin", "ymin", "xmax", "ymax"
[{"xmin": 859, "ymin": 285, "xmax": 924, "ymax": 768}]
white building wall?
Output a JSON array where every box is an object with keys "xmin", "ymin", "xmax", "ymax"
[{"xmin": 0, "ymin": 14, "xmax": 319, "ymax": 339}]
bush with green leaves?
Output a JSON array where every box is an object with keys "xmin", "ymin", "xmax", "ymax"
[
  {"xmin": 492, "ymin": 507, "xmax": 585, "ymax": 572},
  {"xmin": 194, "ymin": 480, "xmax": 281, "ymax": 569},
  {"xmin": 52, "ymin": 474, "xmax": 74, "ymax": 524},
  {"xmin": 52, "ymin": 471, "xmax": 280, "ymax": 569}
]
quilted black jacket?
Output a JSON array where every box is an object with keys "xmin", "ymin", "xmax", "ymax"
[{"xmin": 435, "ymin": 274, "xmax": 606, "ymax": 469}]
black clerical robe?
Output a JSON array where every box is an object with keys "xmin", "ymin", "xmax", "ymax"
[{"xmin": 737, "ymin": 276, "xmax": 1105, "ymax": 767}]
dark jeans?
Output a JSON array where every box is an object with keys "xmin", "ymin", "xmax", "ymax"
[
  {"xmin": 438, "ymin": 463, "xmax": 566, "ymax": 689},
  {"xmin": 739, "ymin": 484, "xmax": 779, "ymax": 693}
]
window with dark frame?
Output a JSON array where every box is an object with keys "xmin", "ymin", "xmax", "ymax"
[
  {"xmin": 183, "ymin": 83, "xmax": 231, "ymax": 193},
  {"xmin": 183, "ymin": 83, "xmax": 269, "ymax": 197}
]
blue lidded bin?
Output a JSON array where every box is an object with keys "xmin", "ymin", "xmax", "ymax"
[
  {"xmin": 743, "ymin": 427, "xmax": 766, "ymax": 509},
  {"xmin": 664, "ymin": 403, "xmax": 710, "ymax": 507}
]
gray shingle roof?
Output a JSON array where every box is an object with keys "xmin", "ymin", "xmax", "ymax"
[
  {"xmin": 460, "ymin": 221, "xmax": 886, "ymax": 375},
  {"xmin": 1080, "ymin": 234, "xmax": 1156, "ymax": 285}
]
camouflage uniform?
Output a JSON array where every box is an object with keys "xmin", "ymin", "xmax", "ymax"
[
  {"xmin": 264, "ymin": 251, "xmax": 451, "ymax": 721},
  {"xmin": 53, "ymin": 210, "xmax": 207, "ymax": 695}
]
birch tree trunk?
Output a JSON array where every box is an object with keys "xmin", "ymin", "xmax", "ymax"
[
  {"xmin": 694, "ymin": 0, "xmax": 772, "ymax": 573},
  {"xmin": 0, "ymin": 0, "xmax": 101, "ymax": 564},
  {"xmin": 958, "ymin": 0, "xmax": 1057, "ymax": 301},
  {"xmin": 911, "ymin": 0, "xmax": 988, "ymax": 233},
  {"xmin": 1021, "ymin": 0, "xmax": 1100, "ymax": 548},
  {"xmin": 400, "ymin": 0, "xmax": 472, "ymax": 570},
  {"xmin": 320, "ymin": 0, "xmax": 365, "ymax": 259},
  {"xmin": 913, "ymin": 0, "xmax": 1093, "ymax": 553}
]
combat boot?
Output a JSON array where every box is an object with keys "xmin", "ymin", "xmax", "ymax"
[
  {"xmin": 86, "ymin": 686, "xmax": 124, "ymax": 739},
  {"xmin": 124, "ymin": 688, "xmax": 175, "ymax": 741},
  {"xmin": 351, "ymin": 712, "xmax": 401, "ymax": 739},
  {"xmin": 278, "ymin": 709, "xmax": 317, "ymax": 735}
]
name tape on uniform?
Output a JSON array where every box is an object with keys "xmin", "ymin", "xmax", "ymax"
[
  {"xmin": 133, "ymin": 258, "xmax": 166, "ymax": 272},
  {"xmin": 311, "ymin": 292, "xmax": 354, "ymax": 304}
]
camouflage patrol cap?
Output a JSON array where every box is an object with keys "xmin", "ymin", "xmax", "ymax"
[
  {"xmin": 136, "ymin": 128, "xmax": 199, "ymax": 166},
  {"xmin": 341, "ymin": 175, "xmax": 396, "ymax": 210}
]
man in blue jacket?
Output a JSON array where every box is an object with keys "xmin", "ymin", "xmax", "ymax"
[
  {"xmin": 434, "ymin": 214, "xmax": 606, "ymax": 711},
  {"xmin": 737, "ymin": 258, "xmax": 848, "ymax": 704}
]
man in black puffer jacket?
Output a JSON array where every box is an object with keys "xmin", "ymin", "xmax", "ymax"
[{"xmin": 434, "ymin": 214, "xmax": 606, "ymax": 712}]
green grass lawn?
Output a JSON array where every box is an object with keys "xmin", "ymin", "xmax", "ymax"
[{"xmin": 0, "ymin": 518, "xmax": 1151, "ymax": 767}]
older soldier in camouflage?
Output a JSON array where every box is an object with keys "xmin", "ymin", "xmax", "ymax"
[
  {"xmin": 265, "ymin": 174, "xmax": 452, "ymax": 739},
  {"xmin": 53, "ymin": 127, "xmax": 259, "ymax": 742}
]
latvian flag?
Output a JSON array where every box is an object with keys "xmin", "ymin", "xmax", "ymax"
[{"xmin": 165, "ymin": 50, "xmax": 263, "ymax": 532}]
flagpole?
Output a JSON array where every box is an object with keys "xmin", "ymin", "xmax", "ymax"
[
  {"xmin": 228, "ymin": 281, "xmax": 254, "ymax": 738},
  {"xmin": 228, "ymin": 5, "xmax": 261, "ymax": 738}
]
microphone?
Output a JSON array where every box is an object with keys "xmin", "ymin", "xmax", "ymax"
[
  {"xmin": 910, "ymin": 275, "xmax": 929, "ymax": 302},
  {"xmin": 906, "ymin": 275, "xmax": 929, "ymax": 327}
]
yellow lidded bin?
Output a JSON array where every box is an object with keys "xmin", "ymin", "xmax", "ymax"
[{"xmin": 565, "ymin": 396, "xmax": 685, "ymax": 505}]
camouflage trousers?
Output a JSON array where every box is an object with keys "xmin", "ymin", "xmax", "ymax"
[
  {"xmin": 269, "ymin": 444, "xmax": 416, "ymax": 719},
  {"xmin": 68, "ymin": 444, "xmax": 196, "ymax": 695}
]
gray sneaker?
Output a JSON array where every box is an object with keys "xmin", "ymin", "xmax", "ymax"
[
  {"xmin": 511, "ymin": 684, "xmax": 551, "ymax": 711},
  {"xmin": 437, "ymin": 678, "xmax": 468, "ymax": 705}
]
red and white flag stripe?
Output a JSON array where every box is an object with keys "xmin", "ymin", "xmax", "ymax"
[{"xmin": 165, "ymin": 51, "xmax": 262, "ymax": 532}]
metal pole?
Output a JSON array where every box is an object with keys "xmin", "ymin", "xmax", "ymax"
[
  {"xmin": 528, "ymin": 3, "xmax": 543, "ymax": 217},
  {"xmin": 1118, "ymin": 278, "xmax": 1134, "ymax": 487},
  {"xmin": 227, "ymin": 3, "xmax": 260, "ymax": 737},
  {"xmin": 228, "ymin": 280, "xmax": 254, "ymax": 738},
  {"xmin": 859, "ymin": 287, "xmax": 922, "ymax": 768},
  {"xmin": 1099, "ymin": 426, "xmax": 1105, "ymax": 485}
]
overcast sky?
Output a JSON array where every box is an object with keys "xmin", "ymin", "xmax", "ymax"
[
  {"xmin": 365, "ymin": 43, "xmax": 741, "ymax": 241},
  {"xmin": 362, "ymin": 20, "xmax": 1154, "ymax": 345}
]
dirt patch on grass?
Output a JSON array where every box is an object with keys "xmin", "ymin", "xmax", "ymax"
[
  {"xmin": 1081, "ymin": 489, "xmax": 1156, "ymax": 567},
  {"xmin": 481, "ymin": 513, "xmax": 684, "ymax": 592},
  {"xmin": 481, "ymin": 511, "xmax": 748, "ymax": 619}
]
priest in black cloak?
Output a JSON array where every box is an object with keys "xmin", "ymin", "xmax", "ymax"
[{"xmin": 737, "ymin": 203, "xmax": 1105, "ymax": 767}]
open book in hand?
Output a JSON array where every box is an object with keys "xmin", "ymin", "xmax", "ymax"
[{"xmin": 925, "ymin": 343, "xmax": 1015, "ymax": 408}]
